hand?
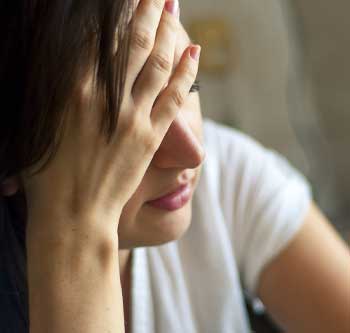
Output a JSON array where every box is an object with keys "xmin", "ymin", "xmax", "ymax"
[{"xmin": 22, "ymin": 0, "xmax": 201, "ymax": 230}]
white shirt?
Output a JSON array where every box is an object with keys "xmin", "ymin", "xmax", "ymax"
[{"xmin": 129, "ymin": 119, "xmax": 312, "ymax": 333}]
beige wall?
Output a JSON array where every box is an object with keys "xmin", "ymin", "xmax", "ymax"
[
  {"xmin": 180, "ymin": 0, "xmax": 349, "ymax": 222},
  {"xmin": 294, "ymin": 0, "xmax": 350, "ymax": 213},
  {"xmin": 181, "ymin": 0, "xmax": 309, "ymax": 167}
]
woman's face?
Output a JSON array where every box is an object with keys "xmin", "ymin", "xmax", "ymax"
[{"xmin": 118, "ymin": 25, "xmax": 205, "ymax": 249}]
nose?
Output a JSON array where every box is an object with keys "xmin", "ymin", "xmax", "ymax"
[{"xmin": 151, "ymin": 113, "xmax": 205, "ymax": 169}]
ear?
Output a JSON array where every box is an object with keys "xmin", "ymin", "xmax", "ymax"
[{"xmin": 1, "ymin": 177, "xmax": 20, "ymax": 196}]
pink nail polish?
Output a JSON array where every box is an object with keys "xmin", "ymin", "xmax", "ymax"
[
  {"xmin": 190, "ymin": 45, "xmax": 201, "ymax": 61},
  {"xmin": 165, "ymin": 0, "xmax": 179, "ymax": 16}
]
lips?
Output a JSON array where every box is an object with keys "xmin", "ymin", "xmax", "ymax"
[
  {"xmin": 147, "ymin": 182, "xmax": 191, "ymax": 203},
  {"xmin": 146, "ymin": 183, "xmax": 193, "ymax": 211}
]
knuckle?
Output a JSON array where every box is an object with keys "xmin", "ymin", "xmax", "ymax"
[
  {"xmin": 132, "ymin": 29, "xmax": 154, "ymax": 51},
  {"xmin": 143, "ymin": 134, "xmax": 158, "ymax": 153},
  {"xmin": 169, "ymin": 88, "xmax": 186, "ymax": 108},
  {"xmin": 126, "ymin": 114, "xmax": 142, "ymax": 135},
  {"xmin": 182, "ymin": 65, "xmax": 197, "ymax": 82},
  {"xmin": 150, "ymin": 53, "xmax": 172, "ymax": 74},
  {"xmin": 162, "ymin": 13, "xmax": 178, "ymax": 31},
  {"xmin": 118, "ymin": 112, "xmax": 138, "ymax": 137}
]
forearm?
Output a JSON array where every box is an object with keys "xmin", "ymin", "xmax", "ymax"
[
  {"xmin": 259, "ymin": 203, "xmax": 350, "ymax": 333},
  {"xmin": 26, "ymin": 215, "xmax": 124, "ymax": 333}
]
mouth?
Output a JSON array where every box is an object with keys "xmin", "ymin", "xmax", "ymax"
[{"xmin": 146, "ymin": 183, "xmax": 193, "ymax": 212}]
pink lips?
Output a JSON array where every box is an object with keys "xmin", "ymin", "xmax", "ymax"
[{"xmin": 146, "ymin": 184, "xmax": 192, "ymax": 211}]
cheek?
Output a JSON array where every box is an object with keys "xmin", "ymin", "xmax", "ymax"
[
  {"xmin": 118, "ymin": 95, "xmax": 202, "ymax": 227},
  {"xmin": 118, "ymin": 179, "xmax": 147, "ymax": 226}
]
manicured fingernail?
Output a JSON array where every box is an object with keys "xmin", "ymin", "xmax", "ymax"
[
  {"xmin": 165, "ymin": 0, "xmax": 179, "ymax": 17},
  {"xmin": 190, "ymin": 45, "xmax": 201, "ymax": 61}
]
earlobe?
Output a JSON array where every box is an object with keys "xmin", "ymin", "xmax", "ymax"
[{"xmin": 1, "ymin": 177, "xmax": 20, "ymax": 197}]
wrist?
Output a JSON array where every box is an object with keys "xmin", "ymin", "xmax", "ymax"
[
  {"xmin": 26, "ymin": 215, "xmax": 120, "ymax": 282},
  {"xmin": 26, "ymin": 212, "xmax": 123, "ymax": 333},
  {"xmin": 26, "ymin": 209, "xmax": 121, "ymax": 252},
  {"xmin": 27, "ymin": 199, "xmax": 122, "ymax": 230}
]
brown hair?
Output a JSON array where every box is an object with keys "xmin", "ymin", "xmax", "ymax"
[{"xmin": 0, "ymin": 0, "xmax": 133, "ymax": 330}]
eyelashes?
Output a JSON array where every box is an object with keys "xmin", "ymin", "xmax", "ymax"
[{"xmin": 189, "ymin": 80, "xmax": 200, "ymax": 93}]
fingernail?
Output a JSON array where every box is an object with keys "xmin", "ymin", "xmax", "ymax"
[
  {"xmin": 165, "ymin": 0, "xmax": 179, "ymax": 17},
  {"xmin": 190, "ymin": 45, "xmax": 201, "ymax": 61}
]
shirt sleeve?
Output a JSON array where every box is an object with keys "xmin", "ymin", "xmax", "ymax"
[
  {"xmin": 206, "ymin": 120, "xmax": 313, "ymax": 298},
  {"xmin": 238, "ymin": 150, "xmax": 312, "ymax": 298}
]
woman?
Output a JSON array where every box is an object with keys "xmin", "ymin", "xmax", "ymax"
[{"xmin": 1, "ymin": 0, "xmax": 349, "ymax": 332}]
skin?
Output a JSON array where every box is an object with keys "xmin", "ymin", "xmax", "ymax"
[
  {"xmin": 258, "ymin": 203, "xmax": 350, "ymax": 333},
  {"xmin": 116, "ymin": 25, "xmax": 205, "ymax": 329},
  {"xmin": 117, "ymin": 24, "xmax": 204, "ymax": 258},
  {"xmin": 22, "ymin": 0, "xmax": 202, "ymax": 332}
]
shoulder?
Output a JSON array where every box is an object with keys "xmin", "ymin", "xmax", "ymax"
[
  {"xmin": 202, "ymin": 118, "xmax": 277, "ymax": 178},
  {"xmin": 203, "ymin": 118, "xmax": 265, "ymax": 158},
  {"xmin": 202, "ymin": 118, "xmax": 310, "ymax": 190}
]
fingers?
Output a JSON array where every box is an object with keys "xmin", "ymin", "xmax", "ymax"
[
  {"xmin": 131, "ymin": 0, "xmax": 180, "ymax": 108},
  {"xmin": 124, "ymin": 0, "xmax": 166, "ymax": 94},
  {"xmin": 151, "ymin": 45, "xmax": 201, "ymax": 136}
]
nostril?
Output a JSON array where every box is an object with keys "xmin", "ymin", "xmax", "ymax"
[
  {"xmin": 151, "ymin": 139, "xmax": 205, "ymax": 169},
  {"xmin": 197, "ymin": 146, "xmax": 206, "ymax": 166},
  {"xmin": 187, "ymin": 144, "xmax": 206, "ymax": 169},
  {"xmin": 152, "ymin": 113, "xmax": 205, "ymax": 169},
  {"xmin": 200, "ymin": 147, "xmax": 207, "ymax": 163}
]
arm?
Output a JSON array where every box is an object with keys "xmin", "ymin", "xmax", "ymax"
[
  {"xmin": 22, "ymin": 0, "xmax": 199, "ymax": 331},
  {"xmin": 26, "ymin": 214, "xmax": 125, "ymax": 333},
  {"xmin": 257, "ymin": 202, "xmax": 350, "ymax": 333}
]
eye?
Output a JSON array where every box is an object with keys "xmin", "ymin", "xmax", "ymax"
[{"xmin": 189, "ymin": 80, "xmax": 200, "ymax": 93}]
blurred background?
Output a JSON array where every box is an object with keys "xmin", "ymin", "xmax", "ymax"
[{"xmin": 181, "ymin": 0, "xmax": 349, "ymax": 242}]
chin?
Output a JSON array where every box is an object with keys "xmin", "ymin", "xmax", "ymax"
[{"xmin": 118, "ymin": 199, "xmax": 193, "ymax": 249}]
